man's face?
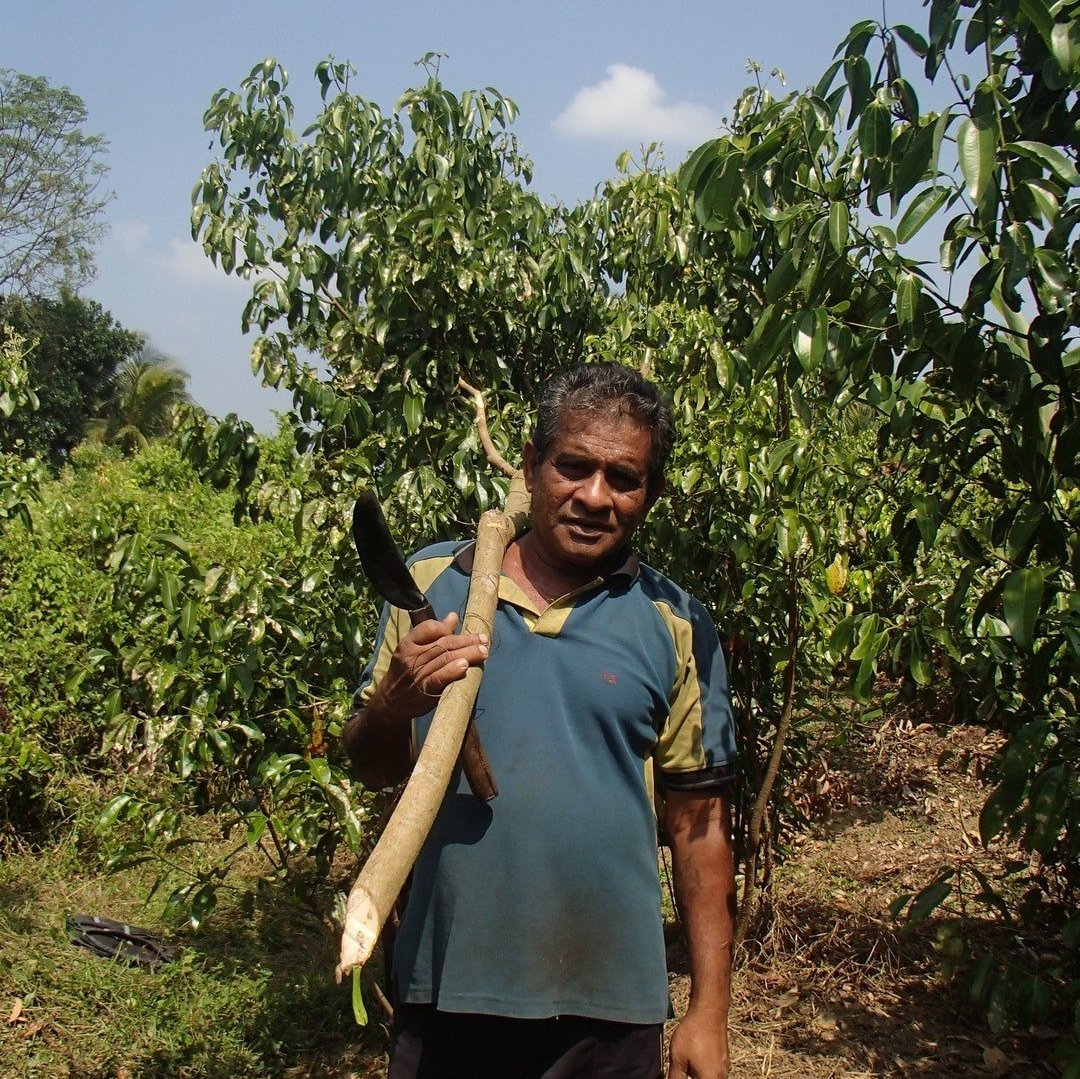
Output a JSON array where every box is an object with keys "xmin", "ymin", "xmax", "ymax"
[{"xmin": 522, "ymin": 408, "xmax": 661, "ymax": 574}]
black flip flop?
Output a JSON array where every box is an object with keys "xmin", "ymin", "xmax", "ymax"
[{"xmin": 65, "ymin": 913, "xmax": 178, "ymax": 970}]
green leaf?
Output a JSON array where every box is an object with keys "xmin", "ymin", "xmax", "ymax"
[
  {"xmin": 912, "ymin": 492, "xmax": 942, "ymax": 548},
  {"xmin": 980, "ymin": 776, "xmax": 1026, "ymax": 844},
  {"xmin": 160, "ymin": 570, "xmax": 179, "ymax": 613},
  {"xmin": 1024, "ymin": 179, "xmax": 1060, "ymax": 225},
  {"xmin": 1051, "ymin": 20, "xmax": 1080, "ymax": 74},
  {"xmin": 1063, "ymin": 916, "xmax": 1080, "ymax": 951},
  {"xmin": 403, "ymin": 392, "xmax": 424, "ymax": 435},
  {"xmin": 851, "ymin": 614, "xmax": 884, "ymax": 660},
  {"xmin": 102, "ymin": 688, "xmax": 123, "ymax": 722},
  {"xmin": 310, "ymin": 756, "xmax": 332, "ymax": 786},
  {"xmin": 904, "ymin": 874, "xmax": 953, "ymax": 929},
  {"xmin": 828, "ymin": 201, "xmax": 849, "ymax": 255},
  {"xmin": 776, "ymin": 509, "xmax": 801, "ymax": 559},
  {"xmin": 245, "ymin": 812, "xmax": 268, "ymax": 849},
  {"xmin": 189, "ymin": 884, "xmax": 217, "ymax": 930},
  {"xmin": 928, "ymin": 0, "xmax": 961, "ymax": 48},
  {"xmin": 896, "ymin": 272, "xmax": 921, "ymax": 334},
  {"xmin": 1002, "ymin": 567, "xmax": 1045, "ymax": 649},
  {"xmin": 909, "ymin": 629, "xmax": 933, "ymax": 686},
  {"xmin": 1006, "ymin": 504, "xmax": 1043, "ymax": 562},
  {"xmin": 957, "ymin": 116, "xmax": 996, "ymax": 204},
  {"xmin": 845, "ymin": 56, "xmax": 872, "ymax": 124},
  {"xmin": 678, "ymin": 140, "xmax": 721, "ymax": 198},
  {"xmin": 1015, "ymin": 973, "xmax": 1053, "ymax": 1029},
  {"xmin": 892, "ymin": 24, "xmax": 929, "ymax": 57},
  {"xmin": 1026, "ymin": 765, "xmax": 1068, "ymax": 854},
  {"xmin": 352, "ymin": 967, "xmax": 368, "ymax": 1026},
  {"xmin": 180, "ymin": 600, "xmax": 198, "ymax": 639},
  {"xmin": 897, "ymin": 186, "xmax": 950, "ymax": 243},
  {"xmin": 96, "ymin": 794, "xmax": 133, "ymax": 831},
  {"xmin": 764, "ymin": 251, "xmax": 798, "ymax": 303},
  {"xmin": 792, "ymin": 309, "xmax": 827, "ymax": 372},
  {"xmin": 858, "ymin": 104, "xmax": 892, "ymax": 159},
  {"xmin": 968, "ymin": 952, "xmax": 996, "ymax": 1003},
  {"xmin": 1018, "ymin": 0, "xmax": 1054, "ymax": 50},
  {"xmin": 1006, "ymin": 140, "xmax": 1080, "ymax": 187}
]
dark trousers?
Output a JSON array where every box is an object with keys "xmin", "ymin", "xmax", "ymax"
[{"xmin": 387, "ymin": 1002, "xmax": 663, "ymax": 1079}]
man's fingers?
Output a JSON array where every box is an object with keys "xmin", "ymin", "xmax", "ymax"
[
  {"xmin": 408, "ymin": 611, "xmax": 459, "ymax": 644},
  {"xmin": 412, "ymin": 638, "xmax": 487, "ymax": 685},
  {"xmin": 408, "ymin": 611, "xmax": 488, "ymax": 650},
  {"xmin": 418, "ymin": 655, "xmax": 474, "ymax": 695}
]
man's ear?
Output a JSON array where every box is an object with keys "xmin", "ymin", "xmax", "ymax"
[
  {"xmin": 522, "ymin": 440, "xmax": 538, "ymax": 492},
  {"xmin": 645, "ymin": 476, "xmax": 666, "ymax": 513}
]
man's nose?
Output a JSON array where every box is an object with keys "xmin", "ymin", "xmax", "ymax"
[{"xmin": 574, "ymin": 471, "xmax": 612, "ymax": 510}]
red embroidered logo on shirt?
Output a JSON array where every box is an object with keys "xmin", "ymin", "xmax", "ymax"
[{"xmin": 600, "ymin": 672, "xmax": 618, "ymax": 685}]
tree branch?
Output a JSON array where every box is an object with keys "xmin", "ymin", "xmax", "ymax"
[{"xmin": 458, "ymin": 377, "xmax": 516, "ymax": 477}]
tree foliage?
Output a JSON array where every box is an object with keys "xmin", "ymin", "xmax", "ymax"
[
  {"xmin": 0, "ymin": 322, "xmax": 44, "ymax": 531},
  {"xmin": 676, "ymin": 0, "xmax": 1078, "ymax": 1044},
  {"xmin": 87, "ymin": 347, "xmax": 193, "ymax": 452},
  {"xmin": 0, "ymin": 292, "xmax": 143, "ymax": 466},
  {"xmin": 0, "ymin": 69, "xmax": 111, "ymax": 298}
]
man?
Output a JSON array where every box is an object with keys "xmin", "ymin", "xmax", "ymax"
[{"xmin": 344, "ymin": 362, "xmax": 737, "ymax": 1079}]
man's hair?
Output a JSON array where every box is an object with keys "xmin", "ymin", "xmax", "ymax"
[{"xmin": 532, "ymin": 362, "xmax": 674, "ymax": 493}]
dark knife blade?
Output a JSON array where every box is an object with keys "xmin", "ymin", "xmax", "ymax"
[
  {"xmin": 350, "ymin": 489, "xmax": 498, "ymax": 802},
  {"xmin": 351, "ymin": 491, "xmax": 434, "ymax": 621}
]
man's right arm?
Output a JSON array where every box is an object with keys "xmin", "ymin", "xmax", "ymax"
[{"xmin": 342, "ymin": 611, "xmax": 488, "ymax": 789}]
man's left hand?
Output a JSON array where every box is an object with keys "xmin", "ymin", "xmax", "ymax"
[{"xmin": 666, "ymin": 1005, "xmax": 730, "ymax": 1079}]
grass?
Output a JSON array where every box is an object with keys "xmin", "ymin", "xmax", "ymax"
[{"xmin": 0, "ymin": 811, "xmax": 388, "ymax": 1079}]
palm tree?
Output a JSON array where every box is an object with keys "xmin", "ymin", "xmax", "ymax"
[{"xmin": 87, "ymin": 348, "xmax": 192, "ymax": 452}]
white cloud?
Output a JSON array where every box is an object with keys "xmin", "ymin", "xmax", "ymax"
[
  {"xmin": 112, "ymin": 218, "xmax": 149, "ymax": 255},
  {"xmin": 155, "ymin": 237, "xmax": 247, "ymax": 290},
  {"xmin": 554, "ymin": 64, "xmax": 720, "ymax": 145}
]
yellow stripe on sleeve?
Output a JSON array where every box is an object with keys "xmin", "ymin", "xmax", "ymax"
[{"xmin": 651, "ymin": 600, "xmax": 706, "ymax": 775}]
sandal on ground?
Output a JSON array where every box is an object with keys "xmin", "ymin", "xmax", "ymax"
[{"xmin": 65, "ymin": 913, "xmax": 178, "ymax": 970}]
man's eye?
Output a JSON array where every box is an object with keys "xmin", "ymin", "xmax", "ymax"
[
  {"xmin": 558, "ymin": 461, "xmax": 590, "ymax": 478},
  {"xmin": 609, "ymin": 472, "xmax": 641, "ymax": 491}
]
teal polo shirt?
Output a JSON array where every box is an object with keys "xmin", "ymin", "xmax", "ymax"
[{"xmin": 356, "ymin": 540, "xmax": 736, "ymax": 1025}]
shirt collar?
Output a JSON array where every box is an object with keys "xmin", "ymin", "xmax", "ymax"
[{"xmin": 451, "ymin": 539, "xmax": 640, "ymax": 584}]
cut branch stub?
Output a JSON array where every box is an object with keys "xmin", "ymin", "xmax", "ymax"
[{"xmin": 336, "ymin": 471, "xmax": 531, "ymax": 983}]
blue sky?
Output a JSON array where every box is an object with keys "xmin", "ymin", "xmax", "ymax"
[{"xmin": 8, "ymin": 0, "xmax": 926, "ymax": 429}]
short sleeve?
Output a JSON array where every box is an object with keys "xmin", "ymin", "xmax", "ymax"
[
  {"xmin": 653, "ymin": 598, "xmax": 737, "ymax": 790},
  {"xmin": 355, "ymin": 600, "xmax": 408, "ymax": 706}
]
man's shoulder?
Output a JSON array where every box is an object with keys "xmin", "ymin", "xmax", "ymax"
[
  {"xmin": 633, "ymin": 561, "xmax": 710, "ymax": 622},
  {"xmin": 405, "ymin": 539, "xmax": 466, "ymax": 568},
  {"xmin": 405, "ymin": 540, "xmax": 469, "ymax": 595}
]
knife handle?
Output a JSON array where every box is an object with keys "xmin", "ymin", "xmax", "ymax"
[{"xmin": 406, "ymin": 606, "xmax": 498, "ymax": 803}]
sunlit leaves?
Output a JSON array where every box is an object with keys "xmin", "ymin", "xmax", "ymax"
[
  {"xmin": 828, "ymin": 201, "xmax": 849, "ymax": 254},
  {"xmin": 957, "ymin": 116, "xmax": 996, "ymax": 203},
  {"xmin": 897, "ymin": 186, "xmax": 950, "ymax": 242},
  {"xmin": 792, "ymin": 309, "xmax": 828, "ymax": 372},
  {"xmin": 1006, "ymin": 140, "xmax": 1080, "ymax": 188}
]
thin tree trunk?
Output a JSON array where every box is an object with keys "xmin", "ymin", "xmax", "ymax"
[{"xmin": 735, "ymin": 564, "xmax": 800, "ymax": 946}]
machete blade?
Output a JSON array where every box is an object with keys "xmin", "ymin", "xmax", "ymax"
[{"xmin": 351, "ymin": 491, "xmax": 430, "ymax": 615}]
